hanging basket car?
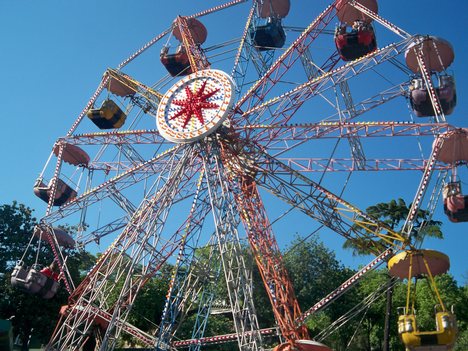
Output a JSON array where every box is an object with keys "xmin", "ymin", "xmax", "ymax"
[
  {"xmin": 160, "ymin": 45, "xmax": 193, "ymax": 77},
  {"xmin": 86, "ymin": 99, "xmax": 127, "ymax": 129},
  {"xmin": 443, "ymin": 182, "xmax": 468, "ymax": 223},
  {"xmin": 33, "ymin": 177, "xmax": 77, "ymax": 206},
  {"xmin": 335, "ymin": 21, "xmax": 377, "ymax": 61},
  {"xmin": 252, "ymin": 17, "xmax": 286, "ymax": 51},
  {"xmin": 389, "ymin": 249, "xmax": 458, "ymax": 350},
  {"xmin": 398, "ymin": 307, "xmax": 458, "ymax": 350},
  {"xmin": 409, "ymin": 76, "xmax": 456, "ymax": 117},
  {"xmin": 10, "ymin": 262, "xmax": 59, "ymax": 299}
]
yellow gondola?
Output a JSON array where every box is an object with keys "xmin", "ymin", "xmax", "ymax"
[
  {"xmin": 86, "ymin": 99, "xmax": 127, "ymax": 129},
  {"xmin": 388, "ymin": 249, "xmax": 458, "ymax": 350},
  {"xmin": 398, "ymin": 307, "xmax": 457, "ymax": 350}
]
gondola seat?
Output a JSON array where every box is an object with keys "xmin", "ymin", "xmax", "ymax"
[
  {"xmin": 34, "ymin": 178, "xmax": 77, "ymax": 206},
  {"xmin": 87, "ymin": 99, "xmax": 127, "ymax": 129},
  {"xmin": 11, "ymin": 263, "xmax": 59, "ymax": 299},
  {"xmin": 442, "ymin": 182, "xmax": 468, "ymax": 222},
  {"xmin": 252, "ymin": 17, "xmax": 286, "ymax": 51},
  {"xmin": 398, "ymin": 312, "xmax": 457, "ymax": 350},
  {"xmin": 335, "ymin": 26, "xmax": 377, "ymax": 61},
  {"xmin": 160, "ymin": 46, "xmax": 193, "ymax": 77},
  {"xmin": 410, "ymin": 77, "xmax": 456, "ymax": 117},
  {"xmin": 11, "ymin": 264, "xmax": 46, "ymax": 294}
]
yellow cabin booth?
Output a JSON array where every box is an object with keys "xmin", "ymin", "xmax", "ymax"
[
  {"xmin": 388, "ymin": 249, "xmax": 458, "ymax": 350},
  {"xmin": 87, "ymin": 99, "xmax": 127, "ymax": 129}
]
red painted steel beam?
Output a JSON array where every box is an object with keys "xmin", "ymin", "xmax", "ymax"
[{"xmin": 235, "ymin": 178, "xmax": 308, "ymax": 343}]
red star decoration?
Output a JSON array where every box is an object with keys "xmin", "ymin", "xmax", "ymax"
[{"xmin": 170, "ymin": 80, "xmax": 220, "ymax": 128}]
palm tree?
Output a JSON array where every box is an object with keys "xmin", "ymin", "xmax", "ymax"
[{"xmin": 343, "ymin": 198, "xmax": 443, "ymax": 351}]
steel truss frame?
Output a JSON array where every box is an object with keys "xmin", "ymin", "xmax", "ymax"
[
  {"xmin": 200, "ymin": 140, "xmax": 264, "ymax": 350},
  {"xmin": 36, "ymin": 0, "xmax": 457, "ymax": 350}
]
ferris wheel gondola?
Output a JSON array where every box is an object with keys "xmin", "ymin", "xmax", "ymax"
[
  {"xmin": 251, "ymin": 0, "xmax": 290, "ymax": 51},
  {"xmin": 435, "ymin": 128, "xmax": 468, "ymax": 222},
  {"xmin": 11, "ymin": 225, "xmax": 69, "ymax": 300},
  {"xmin": 334, "ymin": 0, "xmax": 378, "ymax": 62},
  {"xmin": 389, "ymin": 249, "xmax": 458, "ymax": 350},
  {"xmin": 161, "ymin": 17, "xmax": 208, "ymax": 77}
]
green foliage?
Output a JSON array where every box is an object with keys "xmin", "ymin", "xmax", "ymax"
[
  {"xmin": 2, "ymin": 201, "xmax": 466, "ymax": 351},
  {"xmin": 0, "ymin": 202, "xmax": 36, "ymax": 273},
  {"xmin": 283, "ymin": 236, "xmax": 359, "ymax": 349},
  {"xmin": 251, "ymin": 258, "xmax": 276, "ymax": 329},
  {"xmin": 455, "ymin": 327, "xmax": 468, "ymax": 351},
  {"xmin": 366, "ymin": 198, "xmax": 409, "ymax": 229},
  {"xmin": 113, "ymin": 271, "xmax": 171, "ymax": 348},
  {"xmin": 284, "ymin": 236, "xmax": 353, "ymax": 310},
  {"xmin": 128, "ymin": 275, "xmax": 170, "ymax": 332},
  {"xmin": 343, "ymin": 269, "xmax": 468, "ymax": 351},
  {"xmin": 0, "ymin": 202, "xmax": 95, "ymax": 349},
  {"xmin": 350, "ymin": 269, "xmax": 399, "ymax": 350},
  {"xmin": 455, "ymin": 285, "xmax": 468, "ymax": 340},
  {"xmin": 344, "ymin": 198, "xmax": 443, "ymax": 255},
  {"xmin": 177, "ymin": 313, "xmax": 235, "ymax": 350}
]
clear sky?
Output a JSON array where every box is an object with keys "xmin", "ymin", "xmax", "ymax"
[{"xmin": 0, "ymin": 0, "xmax": 467, "ymax": 285}]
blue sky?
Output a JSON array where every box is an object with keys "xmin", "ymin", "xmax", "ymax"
[{"xmin": 0, "ymin": 0, "xmax": 467, "ymax": 286}]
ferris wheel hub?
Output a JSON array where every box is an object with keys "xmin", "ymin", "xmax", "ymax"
[{"xmin": 156, "ymin": 69, "xmax": 235, "ymax": 143}]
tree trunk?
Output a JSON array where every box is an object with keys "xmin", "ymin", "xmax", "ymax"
[
  {"xmin": 20, "ymin": 333, "xmax": 30, "ymax": 351},
  {"xmin": 383, "ymin": 276, "xmax": 393, "ymax": 351}
]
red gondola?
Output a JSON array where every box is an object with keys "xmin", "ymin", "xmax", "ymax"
[
  {"xmin": 435, "ymin": 129, "xmax": 468, "ymax": 222},
  {"xmin": 443, "ymin": 182, "xmax": 468, "ymax": 223},
  {"xmin": 160, "ymin": 45, "xmax": 193, "ymax": 77},
  {"xmin": 335, "ymin": 21, "xmax": 377, "ymax": 61},
  {"xmin": 161, "ymin": 17, "xmax": 207, "ymax": 76}
]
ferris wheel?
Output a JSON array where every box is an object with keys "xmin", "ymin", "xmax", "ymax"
[{"xmin": 11, "ymin": 0, "xmax": 466, "ymax": 350}]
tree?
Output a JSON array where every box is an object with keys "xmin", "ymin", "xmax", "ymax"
[
  {"xmin": 454, "ymin": 284, "xmax": 468, "ymax": 351},
  {"xmin": 283, "ymin": 236, "xmax": 358, "ymax": 350},
  {"xmin": 343, "ymin": 198, "xmax": 443, "ymax": 351},
  {"xmin": 343, "ymin": 198, "xmax": 443, "ymax": 255},
  {"xmin": 0, "ymin": 202, "xmax": 95, "ymax": 350},
  {"xmin": 113, "ymin": 265, "xmax": 172, "ymax": 348},
  {"xmin": 0, "ymin": 202, "xmax": 36, "ymax": 273}
]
